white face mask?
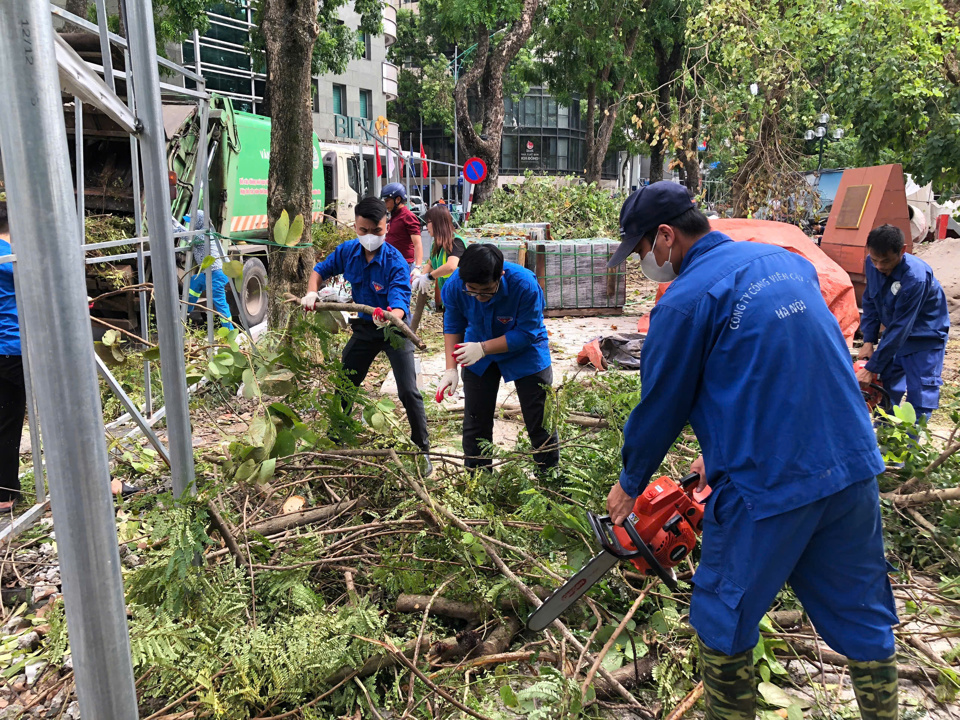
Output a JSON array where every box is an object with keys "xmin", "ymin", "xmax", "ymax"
[
  {"xmin": 640, "ymin": 232, "xmax": 678, "ymax": 282},
  {"xmin": 358, "ymin": 234, "xmax": 385, "ymax": 252}
]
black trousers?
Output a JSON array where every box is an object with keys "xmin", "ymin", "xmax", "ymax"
[
  {"xmin": 0, "ymin": 355, "xmax": 26, "ymax": 503},
  {"xmin": 462, "ymin": 363, "xmax": 559, "ymax": 471},
  {"xmin": 341, "ymin": 320, "xmax": 430, "ymax": 451}
]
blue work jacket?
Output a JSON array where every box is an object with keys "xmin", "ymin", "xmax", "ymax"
[
  {"xmin": 441, "ymin": 262, "xmax": 552, "ymax": 382},
  {"xmin": 619, "ymin": 231, "xmax": 884, "ymax": 520},
  {"xmin": 0, "ymin": 239, "xmax": 20, "ymax": 356},
  {"xmin": 862, "ymin": 253, "xmax": 949, "ymax": 377},
  {"xmin": 315, "ymin": 239, "xmax": 411, "ymax": 321}
]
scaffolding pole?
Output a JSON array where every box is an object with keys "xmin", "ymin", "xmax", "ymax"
[
  {"xmin": 124, "ymin": 0, "xmax": 197, "ymax": 498},
  {"xmin": 0, "ymin": 1, "xmax": 138, "ymax": 717}
]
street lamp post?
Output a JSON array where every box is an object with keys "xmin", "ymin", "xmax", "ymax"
[{"xmin": 804, "ymin": 112, "xmax": 844, "ymax": 174}]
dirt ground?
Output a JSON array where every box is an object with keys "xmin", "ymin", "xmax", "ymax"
[{"xmin": 916, "ymin": 238, "xmax": 960, "ymax": 328}]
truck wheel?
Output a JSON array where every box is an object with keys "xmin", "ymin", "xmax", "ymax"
[{"xmin": 239, "ymin": 258, "xmax": 268, "ymax": 327}]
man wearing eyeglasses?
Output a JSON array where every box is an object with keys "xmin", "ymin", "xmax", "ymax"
[{"xmin": 437, "ymin": 244, "xmax": 558, "ymax": 474}]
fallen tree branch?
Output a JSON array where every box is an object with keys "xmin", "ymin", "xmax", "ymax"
[
  {"xmin": 664, "ymin": 681, "xmax": 703, "ymax": 720},
  {"xmin": 775, "ymin": 639, "xmax": 929, "ymax": 682},
  {"xmin": 245, "ymin": 497, "xmax": 363, "ymax": 536},
  {"xmin": 385, "ymin": 449, "xmax": 652, "ymax": 715},
  {"xmin": 283, "ymin": 294, "xmax": 425, "ymax": 349},
  {"xmin": 581, "ymin": 582, "xmax": 654, "ymax": 696},
  {"xmin": 206, "ymin": 500, "xmax": 249, "ymax": 574},
  {"xmin": 396, "ymin": 594, "xmax": 480, "ymax": 621},
  {"xmin": 881, "ymin": 487, "xmax": 960, "ymax": 507}
]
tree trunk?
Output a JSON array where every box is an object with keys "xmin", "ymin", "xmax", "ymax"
[
  {"xmin": 583, "ymin": 83, "xmax": 598, "ymax": 182},
  {"xmin": 583, "ymin": 26, "xmax": 641, "ymax": 185},
  {"xmin": 66, "ymin": 0, "xmax": 88, "ymax": 19},
  {"xmin": 648, "ymin": 38, "xmax": 682, "ymax": 183},
  {"xmin": 261, "ymin": 0, "xmax": 319, "ymax": 330},
  {"xmin": 454, "ymin": 0, "xmax": 539, "ymax": 203}
]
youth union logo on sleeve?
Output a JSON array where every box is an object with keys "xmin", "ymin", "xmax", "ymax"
[
  {"xmin": 497, "ymin": 316, "xmax": 514, "ymax": 324},
  {"xmin": 372, "ymin": 281, "xmax": 384, "ymax": 292},
  {"xmin": 891, "ymin": 281, "xmax": 901, "ymax": 296}
]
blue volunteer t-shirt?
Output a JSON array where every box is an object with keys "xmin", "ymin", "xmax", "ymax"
[
  {"xmin": 314, "ymin": 239, "xmax": 412, "ymax": 321},
  {"xmin": 441, "ymin": 262, "xmax": 551, "ymax": 382},
  {"xmin": 619, "ymin": 231, "xmax": 884, "ymax": 520},
  {"xmin": 0, "ymin": 239, "xmax": 20, "ymax": 355}
]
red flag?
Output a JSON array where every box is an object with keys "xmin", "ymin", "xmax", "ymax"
[
  {"xmin": 420, "ymin": 140, "xmax": 428, "ymax": 177},
  {"xmin": 375, "ymin": 142, "xmax": 383, "ymax": 177}
]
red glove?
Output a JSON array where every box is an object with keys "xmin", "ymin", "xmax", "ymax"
[{"xmin": 373, "ymin": 307, "xmax": 392, "ymax": 328}]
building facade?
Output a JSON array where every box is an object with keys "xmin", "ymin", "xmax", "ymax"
[{"xmin": 176, "ymin": 1, "xmax": 401, "ymax": 148}]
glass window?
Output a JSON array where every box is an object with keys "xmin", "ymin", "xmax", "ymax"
[
  {"xmin": 546, "ymin": 99, "xmax": 558, "ymax": 128},
  {"xmin": 546, "ymin": 138, "xmax": 557, "ymax": 170},
  {"xmin": 359, "ymin": 31, "xmax": 371, "ymax": 60},
  {"xmin": 558, "ymin": 104, "xmax": 569, "ymax": 129},
  {"xmin": 312, "ymin": 79, "xmax": 320, "ymax": 113},
  {"xmin": 359, "ymin": 89, "xmax": 372, "ymax": 120},
  {"xmin": 523, "ymin": 96, "xmax": 540, "ymax": 127},
  {"xmin": 333, "ymin": 84, "xmax": 346, "ymax": 115},
  {"xmin": 501, "ymin": 135, "xmax": 517, "ymax": 171},
  {"xmin": 558, "ymin": 137, "xmax": 569, "ymax": 171}
]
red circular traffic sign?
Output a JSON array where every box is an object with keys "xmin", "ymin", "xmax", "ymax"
[{"xmin": 463, "ymin": 157, "xmax": 488, "ymax": 184}]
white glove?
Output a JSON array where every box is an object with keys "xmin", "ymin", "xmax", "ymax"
[
  {"xmin": 453, "ymin": 342, "xmax": 486, "ymax": 367},
  {"xmin": 412, "ymin": 273, "xmax": 434, "ymax": 295},
  {"xmin": 300, "ymin": 291, "xmax": 319, "ymax": 311},
  {"xmin": 410, "ymin": 267, "xmax": 422, "ymax": 282},
  {"xmin": 372, "ymin": 306, "xmax": 393, "ymax": 329},
  {"xmin": 435, "ymin": 368, "xmax": 459, "ymax": 402},
  {"xmin": 316, "ymin": 286, "xmax": 340, "ymax": 302}
]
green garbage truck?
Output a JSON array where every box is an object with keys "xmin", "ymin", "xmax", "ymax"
[{"xmin": 81, "ymin": 94, "xmax": 366, "ymax": 330}]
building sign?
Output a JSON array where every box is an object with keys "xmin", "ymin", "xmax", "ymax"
[
  {"xmin": 520, "ymin": 137, "xmax": 540, "ymax": 168},
  {"xmin": 335, "ymin": 114, "xmax": 375, "ymax": 140}
]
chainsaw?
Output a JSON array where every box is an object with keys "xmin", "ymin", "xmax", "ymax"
[
  {"xmin": 527, "ymin": 472, "xmax": 711, "ymax": 632},
  {"xmin": 854, "ymin": 359, "xmax": 892, "ymax": 413}
]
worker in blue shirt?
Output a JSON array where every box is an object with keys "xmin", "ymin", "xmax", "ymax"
[
  {"xmin": 604, "ymin": 182, "xmax": 898, "ymax": 720},
  {"xmin": 301, "ymin": 197, "xmax": 431, "ymax": 475},
  {"xmin": 174, "ymin": 211, "xmax": 234, "ymax": 330},
  {"xmin": 438, "ymin": 244, "xmax": 558, "ymax": 473},
  {"xmin": 856, "ymin": 224, "xmax": 949, "ymax": 420},
  {"xmin": 0, "ymin": 202, "xmax": 24, "ymax": 513}
]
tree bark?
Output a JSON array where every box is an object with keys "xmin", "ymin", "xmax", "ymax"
[
  {"xmin": 261, "ymin": 0, "xmax": 320, "ymax": 330},
  {"xmin": 454, "ymin": 0, "xmax": 539, "ymax": 203},
  {"xmin": 66, "ymin": 0, "xmax": 89, "ymax": 19},
  {"xmin": 648, "ymin": 38, "xmax": 682, "ymax": 183},
  {"xmin": 583, "ymin": 25, "xmax": 642, "ymax": 184}
]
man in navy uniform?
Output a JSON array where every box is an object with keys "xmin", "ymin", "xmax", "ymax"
[
  {"xmin": 604, "ymin": 182, "xmax": 898, "ymax": 720},
  {"xmin": 437, "ymin": 244, "xmax": 558, "ymax": 474},
  {"xmin": 856, "ymin": 224, "xmax": 949, "ymax": 420},
  {"xmin": 301, "ymin": 197, "xmax": 431, "ymax": 474}
]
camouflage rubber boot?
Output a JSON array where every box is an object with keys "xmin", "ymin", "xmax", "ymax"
[
  {"xmin": 698, "ymin": 637, "xmax": 757, "ymax": 720},
  {"xmin": 849, "ymin": 657, "xmax": 898, "ymax": 720}
]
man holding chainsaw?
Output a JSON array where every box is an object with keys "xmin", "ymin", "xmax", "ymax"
[
  {"xmin": 301, "ymin": 197, "xmax": 431, "ymax": 476},
  {"xmin": 856, "ymin": 224, "xmax": 949, "ymax": 420},
  {"xmin": 605, "ymin": 182, "xmax": 898, "ymax": 720}
]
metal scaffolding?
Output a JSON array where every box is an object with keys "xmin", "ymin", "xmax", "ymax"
[{"xmin": 0, "ymin": 0, "xmax": 208, "ymax": 713}]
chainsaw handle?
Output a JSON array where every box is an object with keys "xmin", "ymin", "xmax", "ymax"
[
  {"xmin": 588, "ymin": 511, "xmax": 641, "ymax": 560},
  {"xmin": 678, "ymin": 472, "xmax": 702, "ymax": 489}
]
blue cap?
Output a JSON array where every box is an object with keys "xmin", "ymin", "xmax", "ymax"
[{"xmin": 608, "ymin": 181, "xmax": 696, "ymax": 267}]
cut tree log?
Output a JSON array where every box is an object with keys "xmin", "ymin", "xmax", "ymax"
[
  {"xmin": 246, "ymin": 497, "xmax": 364, "ymax": 536},
  {"xmin": 775, "ymin": 640, "xmax": 930, "ymax": 682}
]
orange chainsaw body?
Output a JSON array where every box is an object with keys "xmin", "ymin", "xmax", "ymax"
[{"xmin": 612, "ymin": 474, "xmax": 711, "ymax": 577}]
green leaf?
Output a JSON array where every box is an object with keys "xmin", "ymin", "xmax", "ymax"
[
  {"xmin": 787, "ymin": 703, "xmax": 804, "ymax": 720},
  {"xmin": 215, "ymin": 352, "xmax": 235, "ymax": 367},
  {"xmin": 897, "ymin": 401, "xmax": 917, "ymax": 425},
  {"xmin": 199, "ymin": 255, "xmax": 215, "ymax": 271},
  {"xmin": 462, "ymin": 532, "xmax": 475, "ymax": 546},
  {"xmin": 273, "ymin": 429, "xmax": 297, "ymax": 458},
  {"xmin": 273, "ymin": 209, "xmax": 290, "ymax": 246},
  {"xmin": 758, "ymin": 614, "xmax": 776, "ymax": 633},
  {"xmin": 286, "ymin": 213, "xmax": 305, "ymax": 246},
  {"xmin": 759, "ymin": 663, "xmax": 771, "ymax": 683},
  {"xmin": 142, "ymin": 347, "xmax": 161, "ymax": 362},
  {"xmin": 269, "ymin": 402, "xmax": 302, "ymax": 425},
  {"xmin": 753, "ymin": 637, "xmax": 766, "ymax": 664},
  {"xmin": 242, "ymin": 368, "xmax": 256, "ymax": 389},
  {"xmin": 500, "ymin": 684, "xmax": 518, "ymax": 708},
  {"xmin": 235, "ymin": 458, "xmax": 257, "ymax": 481},
  {"xmin": 758, "ymin": 682, "xmax": 794, "ymax": 708},
  {"xmin": 222, "ymin": 260, "xmax": 243, "ymax": 281},
  {"xmin": 258, "ymin": 458, "xmax": 277, "ymax": 484}
]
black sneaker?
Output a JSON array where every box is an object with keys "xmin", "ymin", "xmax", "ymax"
[{"xmin": 420, "ymin": 453, "xmax": 434, "ymax": 478}]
